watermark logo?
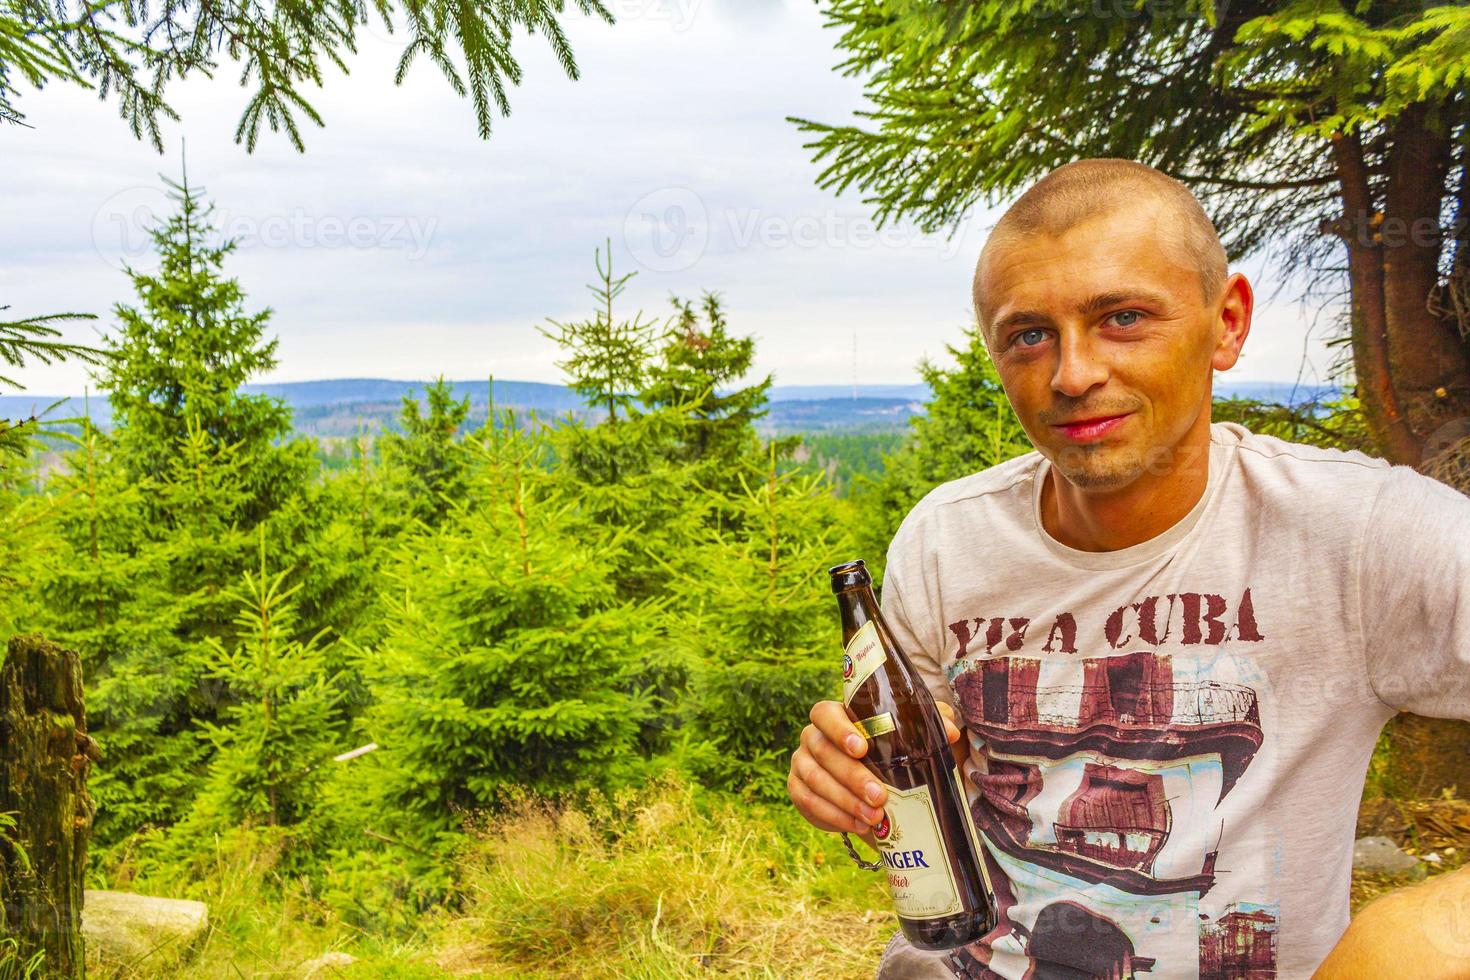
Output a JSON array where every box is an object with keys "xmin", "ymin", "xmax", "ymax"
[
  {"xmin": 621, "ymin": 186, "xmax": 974, "ymax": 273},
  {"xmin": 623, "ymin": 187, "xmax": 710, "ymax": 273},
  {"xmin": 92, "ymin": 186, "xmax": 440, "ymax": 263},
  {"xmin": 610, "ymin": 0, "xmax": 704, "ymax": 32},
  {"xmin": 93, "ymin": 185, "xmax": 171, "ymax": 262},
  {"xmin": 1423, "ymin": 417, "xmax": 1470, "ymax": 465}
]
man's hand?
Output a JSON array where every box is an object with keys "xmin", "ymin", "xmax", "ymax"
[{"xmin": 788, "ymin": 699, "xmax": 963, "ymax": 835}]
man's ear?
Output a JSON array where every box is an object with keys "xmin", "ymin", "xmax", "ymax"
[{"xmin": 1211, "ymin": 273, "xmax": 1253, "ymax": 372}]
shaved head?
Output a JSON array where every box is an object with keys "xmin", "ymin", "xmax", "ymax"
[{"xmin": 974, "ymin": 159, "xmax": 1227, "ymax": 333}]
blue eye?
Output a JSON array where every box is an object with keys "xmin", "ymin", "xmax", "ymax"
[
  {"xmin": 1111, "ymin": 310, "xmax": 1141, "ymax": 327},
  {"xmin": 1018, "ymin": 328, "xmax": 1046, "ymax": 347}
]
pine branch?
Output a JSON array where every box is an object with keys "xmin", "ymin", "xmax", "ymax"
[
  {"xmin": 2, "ymin": 0, "xmax": 613, "ymax": 150},
  {"xmin": 0, "ymin": 307, "xmax": 105, "ymax": 391}
]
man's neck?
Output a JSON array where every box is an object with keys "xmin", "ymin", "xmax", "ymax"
[{"xmin": 1038, "ymin": 419, "xmax": 1214, "ymax": 553}]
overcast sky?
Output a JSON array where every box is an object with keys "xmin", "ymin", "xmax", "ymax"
[{"xmin": 4, "ymin": 0, "xmax": 1341, "ymax": 396}]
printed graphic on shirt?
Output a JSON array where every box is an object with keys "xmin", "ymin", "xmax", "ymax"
[{"xmin": 942, "ymin": 589, "xmax": 1279, "ymax": 980}]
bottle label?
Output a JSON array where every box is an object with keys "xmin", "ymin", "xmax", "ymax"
[
  {"xmin": 874, "ymin": 780, "xmax": 962, "ymax": 920},
  {"xmin": 841, "ymin": 621, "xmax": 886, "ymax": 705}
]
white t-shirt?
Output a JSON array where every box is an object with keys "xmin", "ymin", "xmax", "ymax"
[{"xmin": 875, "ymin": 421, "xmax": 1470, "ymax": 979}]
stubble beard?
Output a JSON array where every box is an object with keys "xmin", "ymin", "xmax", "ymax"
[{"xmin": 1048, "ymin": 441, "xmax": 1151, "ymax": 493}]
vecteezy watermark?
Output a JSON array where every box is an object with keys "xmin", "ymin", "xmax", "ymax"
[
  {"xmin": 622, "ymin": 186, "xmax": 973, "ymax": 273},
  {"xmin": 609, "ymin": 0, "xmax": 705, "ymax": 32},
  {"xmin": 1322, "ymin": 210, "xmax": 1470, "ymax": 251},
  {"xmin": 623, "ymin": 187, "xmax": 711, "ymax": 273},
  {"xmin": 92, "ymin": 185, "xmax": 439, "ymax": 264}
]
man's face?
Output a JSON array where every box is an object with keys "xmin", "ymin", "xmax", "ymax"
[{"xmin": 977, "ymin": 203, "xmax": 1233, "ymax": 493}]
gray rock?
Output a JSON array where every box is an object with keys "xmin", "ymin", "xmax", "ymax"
[
  {"xmin": 301, "ymin": 951, "xmax": 357, "ymax": 977},
  {"xmin": 82, "ymin": 889, "xmax": 208, "ymax": 968},
  {"xmin": 1353, "ymin": 835, "xmax": 1422, "ymax": 874}
]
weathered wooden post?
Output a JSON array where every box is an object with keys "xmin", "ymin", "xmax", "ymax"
[{"xmin": 0, "ymin": 634, "xmax": 96, "ymax": 978}]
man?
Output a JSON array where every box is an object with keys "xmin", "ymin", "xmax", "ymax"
[{"xmin": 788, "ymin": 158, "xmax": 1470, "ymax": 978}]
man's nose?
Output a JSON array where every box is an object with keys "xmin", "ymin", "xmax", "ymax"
[{"xmin": 1051, "ymin": 330, "xmax": 1109, "ymax": 398}]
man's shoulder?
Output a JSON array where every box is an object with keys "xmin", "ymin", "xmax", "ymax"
[
  {"xmin": 1214, "ymin": 420, "xmax": 1390, "ymax": 475},
  {"xmin": 1212, "ymin": 421, "xmax": 1404, "ymax": 505},
  {"xmin": 1211, "ymin": 422, "xmax": 1470, "ymax": 535},
  {"xmin": 892, "ymin": 450, "xmax": 1042, "ymax": 545}
]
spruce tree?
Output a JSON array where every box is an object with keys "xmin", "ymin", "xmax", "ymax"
[
  {"xmin": 0, "ymin": 442, "xmax": 51, "ymax": 639},
  {"xmin": 859, "ymin": 325, "xmax": 1031, "ymax": 563},
  {"xmin": 538, "ymin": 240, "xmax": 661, "ymax": 432},
  {"xmin": 34, "ymin": 418, "xmax": 247, "ymax": 845},
  {"xmin": 378, "ymin": 377, "xmax": 473, "ymax": 530},
  {"xmin": 665, "ymin": 444, "xmax": 857, "ymax": 801},
  {"xmin": 354, "ymin": 416, "xmax": 662, "ymax": 856},
  {"xmin": 641, "ymin": 291, "xmax": 791, "ymax": 484},
  {"xmin": 37, "ymin": 170, "xmax": 328, "ymax": 845},
  {"xmin": 101, "ymin": 169, "xmax": 310, "ymax": 525},
  {"xmin": 34, "ymin": 409, "xmax": 174, "ymax": 665},
  {"xmin": 181, "ymin": 528, "xmax": 344, "ymax": 837},
  {"xmin": 539, "ymin": 244, "xmax": 703, "ymax": 600}
]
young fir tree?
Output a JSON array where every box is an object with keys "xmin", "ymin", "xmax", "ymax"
[
  {"xmin": 41, "ymin": 170, "xmax": 330, "ymax": 845},
  {"xmin": 640, "ymin": 292, "xmax": 777, "ymax": 475},
  {"xmin": 538, "ymin": 244, "xmax": 703, "ymax": 600},
  {"xmin": 538, "ymin": 240, "xmax": 660, "ymax": 432},
  {"xmin": 33, "ymin": 409, "xmax": 175, "ymax": 677},
  {"xmin": 0, "ymin": 309, "xmax": 104, "ymax": 633},
  {"xmin": 0, "ymin": 441, "xmax": 53, "ymax": 639},
  {"xmin": 663, "ymin": 444, "xmax": 857, "ymax": 801},
  {"xmin": 101, "ymin": 170, "xmax": 310, "ymax": 528},
  {"xmin": 33, "ymin": 418, "xmax": 251, "ymax": 845},
  {"xmin": 378, "ymin": 377, "xmax": 473, "ymax": 530},
  {"xmin": 858, "ymin": 325, "xmax": 1032, "ymax": 564},
  {"xmin": 351, "ymin": 414, "xmax": 662, "ymax": 861},
  {"xmin": 322, "ymin": 422, "xmax": 396, "ymax": 648},
  {"xmin": 166, "ymin": 527, "xmax": 343, "ymax": 850},
  {"xmin": 34, "ymin": 419, "xmax": 191, "ymax": 844}
]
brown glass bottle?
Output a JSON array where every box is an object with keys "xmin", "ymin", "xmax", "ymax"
[{"xmin": 830, "ymin": 558, "xmax": 996, "ymax": 951}]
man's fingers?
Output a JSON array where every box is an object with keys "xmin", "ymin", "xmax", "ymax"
[
  {"xmin": 794, "ymin": 744, "xmax": 885, "ymax": 827},
  {"xmin": 936, "ymin": 701, "xmax": 962, "ymax": 744},
  {"xmin": 803, "ymin": 723, "xmax": 887, "ymax": 810},
  {"xmin": 788, "ymin": 767, "xmax": 869, "ymax": 835},
  {"xmin": 809, "ymin": 700, "xmax": 868, "ymax": 758}
]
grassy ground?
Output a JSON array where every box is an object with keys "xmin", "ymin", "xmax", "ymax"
[
  {"xmin": 88, "ymin": 779, "xmax": 892, "ymax": 978},
  {"xmin": 84, "ymin": 785, "xmax": 1470, "ymax": 978}
]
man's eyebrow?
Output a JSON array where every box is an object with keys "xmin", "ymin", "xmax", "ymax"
[
  {"xmin": 990, "ymin": 288, "xmax": 1176, "ymax": 337},
  {"xmin": 1079, "ymin": 290, "xmax": 1172, "ymax": 315},
  {"xmin": 991, "ymin": 309, "xmax": 1052, "ymax": 335}
]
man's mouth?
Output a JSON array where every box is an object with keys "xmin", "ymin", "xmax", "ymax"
[{"xmin": 1050, "ymin": 413, "xmax": 1131, "ymax": 442}]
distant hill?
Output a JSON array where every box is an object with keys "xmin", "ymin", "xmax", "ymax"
[{"xmin": 1, "ymin": 378, "xmax": 1339, "ymax": 439}]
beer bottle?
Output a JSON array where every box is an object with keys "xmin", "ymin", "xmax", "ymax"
[{"xmin": 829, "ymin": 558, "xmax": 996, "ymax": 951}]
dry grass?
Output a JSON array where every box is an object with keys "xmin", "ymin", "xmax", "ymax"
[
  {"xmin": 97, "ymin": 783, "xmax": 1470, "ymax": 976},
  {"xmin": 86, "ymin": 779, "xmax": 891, "ymax": 978},
  {"xmin": 434, "ymin": 776, "xmax": 890, "ymax": 978}
]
